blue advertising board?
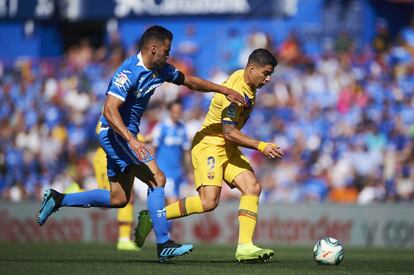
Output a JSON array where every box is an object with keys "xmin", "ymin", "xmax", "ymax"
[{"xmin": 0, "ymin": 0, "xmax": 284, "ymax": 21}]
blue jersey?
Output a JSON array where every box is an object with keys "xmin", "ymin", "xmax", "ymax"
[
  {"xmin": 98, "ymin": 52, "xmax": 181, "ymax": 177},
  {"xmin": 153, "ymin": 118, "xmax": 190, "ymax": 179},
  {"xmin": 99, "ymin": 52, "xmax": 182, "ymax": 135}
]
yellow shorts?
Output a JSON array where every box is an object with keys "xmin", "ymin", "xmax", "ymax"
[
  {"xmin": 191, "ymin": 141, "xmax": 252, "ymax": 189},
  {"xmin": 93, "ymin": 147, "xmax": 110, "ymax": 190}
]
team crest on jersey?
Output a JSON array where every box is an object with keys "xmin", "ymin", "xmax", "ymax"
[
  {"xmin": 207, "ymin": 156, "xmax": 215, "ymax": 179},
  {"xmin": 227, "ymin": 103, "xmax": 237, "ymax": 118}
]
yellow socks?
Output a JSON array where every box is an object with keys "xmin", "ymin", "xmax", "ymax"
[
  {"xmin": 238, "ymin": 195, "xmax": 259, "ymax": 244},
  {"xmin": 118, "ymin": 201, "xmax": 134, "ymax": 240},
  {"xmin": 166, "ymin": 196, "xmax": 204, "ymax": 219},
  {"xmin": 119, "ymin": 223, "xmax": 131, "ymax": 241}
]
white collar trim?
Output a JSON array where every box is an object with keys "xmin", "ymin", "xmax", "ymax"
[{"xmin": 137, "ymin": 52, "xmax": 150, "ymax": 71}]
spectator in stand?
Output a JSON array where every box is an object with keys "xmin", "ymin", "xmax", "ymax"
[
  {"xmin": 1, "ymin": 20, "xmax": 414, "ymax": 205},
  {"xmin": 372, "ymin": 19, "xmax": 392, "ymax": 54},
  {"xmin": 277, "ymin": 31, "xmax": 302, "ymax": 65}
]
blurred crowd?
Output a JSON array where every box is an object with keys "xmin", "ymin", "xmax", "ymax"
[{"xmin": 1, "ymin": 18, "xmax": 413, "ymax": 204}]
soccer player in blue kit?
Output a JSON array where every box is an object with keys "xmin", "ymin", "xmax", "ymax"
[
  {"xmin": 152, "ymin": 100, "xmax": 190, "ymax": 204},
  {"xmin": 37, "ymin": 25, "xmax": 246, "ymax": 262}
]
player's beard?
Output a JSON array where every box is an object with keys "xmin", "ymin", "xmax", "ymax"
[{"xmin": 154, "ymin": 58, "xmax": 167, "ymax": 70}]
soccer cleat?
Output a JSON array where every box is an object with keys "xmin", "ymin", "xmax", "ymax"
[
  {"xmin": 116, "ymin": 239, "xmax": 141, "ymax": 252},
  {"xmin": 37, "ymin": 189, "xmax": 65, "ymax": 226},
  {"xmin": 157, "ymin": 240, "xmax": 193, "ymax": 263},
  {"xmin": 133, "ymin": 210, "xmax": 153, "ymax": 247},
  {"xmin": 235, "ymin": 243, "xmax": 274, "ymax": 263}
]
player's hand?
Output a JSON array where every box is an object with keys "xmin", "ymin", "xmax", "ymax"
[
  {"xmin": 224, "ymin": 87, "xmax": 246, "ymax": 107},
  {"xmin": 129, "ymin": 138, "xmax": 152, "ymax": 162},
  {"xmin": 262, "ymin": 143, "xmax": 284, "ymax": 160}
]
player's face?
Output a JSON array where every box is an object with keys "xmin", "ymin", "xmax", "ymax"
[
  {"xmin": 170, "ymin": 103, "xmax": 182, "ymax": 123},
  {"xmin": 250, "ymin": 64, "xmax": 274, "ymax": 89},
  {"xmin": 152, "ymin": 39, "xmax": 171, "ymax": 69}
]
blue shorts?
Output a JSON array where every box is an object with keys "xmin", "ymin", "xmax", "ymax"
[{"xmin": 99, "ymin": 128, "xmax": 153, "ymax": 178}]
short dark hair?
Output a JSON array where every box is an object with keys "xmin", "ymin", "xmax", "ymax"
[
  {"xmin": 140, "ymin": 25, "xmax": 173, "ymax": 48},
  {"xmin": 167, "ymin": 99, "xmax": 182, "ymax": 110},
  {"xmin": 247, "ymin": 48, "xmax": 278, "ymax": 67}
]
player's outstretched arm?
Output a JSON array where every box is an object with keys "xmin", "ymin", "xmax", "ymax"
[
  {"xmin": 103, "ymin": 95, "xmax": 151, "ymax": 161},
  {"xmin": 183, "ymin": 75, "xmax": 246, "ymax": 107},
  {"xmin": 222, "ymin": 123, "xmax": 284, "ymax": 160}
]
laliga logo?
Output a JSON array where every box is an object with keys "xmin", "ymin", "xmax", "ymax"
[{"xmin": 193, "ymin": 213, "xmax": 221, "ymax": 242}]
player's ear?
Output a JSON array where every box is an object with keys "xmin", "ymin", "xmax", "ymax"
[
  {"xmin": 248, "ymin": 64, "xmax": 256, "ymax": 75},
  {"xmin": 151, "ymin": 45, "xmax": 156, "ymax": 55}
]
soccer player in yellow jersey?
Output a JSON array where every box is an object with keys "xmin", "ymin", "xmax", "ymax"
[
  {"xmin": 93, "ymin": 134, "xmax": 146, "ymax": 251},
  {"xmin": 135, "ymin": 48, "xmax": 284, "ymax": 262}
]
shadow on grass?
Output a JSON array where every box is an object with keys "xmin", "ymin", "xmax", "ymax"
[{"xmin": 1, "ymin": 257, "xmax": 279, "ymax": 265}]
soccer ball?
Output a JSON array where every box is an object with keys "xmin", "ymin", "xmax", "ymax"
[{"xmin": 313, "ymin": 237, "xmax": 344, "ymax": 265}]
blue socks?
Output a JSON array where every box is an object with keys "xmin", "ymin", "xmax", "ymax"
[
  {"xmin": 61, "ymin": 189, "xmax": 111, "ymax": 208},
  {"xmin": 147, "ymin": 187, "xmax": 170, "ymax": 244},
  {"xmin": 59, "ymin": 187, "xmax": 170, "ymax": 244}
]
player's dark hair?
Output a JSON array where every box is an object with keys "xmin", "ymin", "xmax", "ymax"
[
  {"xmin": 247, "ymin": 48, "xmax": 278, "ymax": 67},
  {"xmin": 139, "ymin": 25, "xmax": 173, "ymax": 48}
]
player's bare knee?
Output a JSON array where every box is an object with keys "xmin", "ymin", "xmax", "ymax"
[
  {"xmin": 253, "ymin": 181, "xmax": 262, "ymax": 196},
  {"xmin": 117, "ymin": 200, "xmax": 129, "ymax": 208},
  {"xmin": 110, "ymin": 191, "xmax": 129, "ymax": 208},
  {"xmin": 242, "ymin": 181, "xmax": 261, "ymax": 196},
  {"xmin": 111, "ymin": 198, "xmax": 128, "ymax": 208},
  {"xmin": 154, "ymin": 171, "xmax": 166, "ymax": 187},
  {"xmin": 201, "ymin": 198, "xmax": 218, "ymax": 212}
]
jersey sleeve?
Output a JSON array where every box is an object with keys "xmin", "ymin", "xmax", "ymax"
[
  {"xmin": 221, "ymin": 95, "xmax": 243, "ymax": 125},
  {"xmin": 106, "ymin": 61, "xmax": 137, "ymax": 101},
  {"xmin": 159, "ymin": 63, "xmax": 184, "ymax": 85}
]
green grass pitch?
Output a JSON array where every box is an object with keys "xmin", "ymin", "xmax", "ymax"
[{"xmin": 1, "ymin": 243, "xmax": 413, "ymax": 275}]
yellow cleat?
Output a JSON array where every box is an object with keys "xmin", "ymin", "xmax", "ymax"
[
  {"xmin": 235, "ymin": 243, "xmax": 274, "ymax": 263},
  {"xmin": 116, "ymin": 239, "xmax": 141, "ymax": 252}
]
